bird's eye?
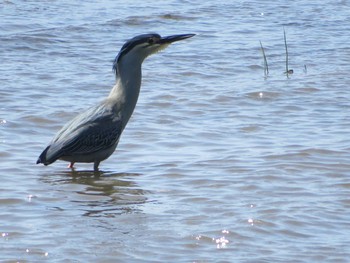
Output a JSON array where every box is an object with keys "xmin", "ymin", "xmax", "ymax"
[{"xmin": 148, "ymin": 38, "xmax": 155, "ymax": 44}]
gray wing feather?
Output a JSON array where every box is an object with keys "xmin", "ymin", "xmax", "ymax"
[{"xmin": 45, "ymin": 103, "xmax": 123, "ymax": 162}]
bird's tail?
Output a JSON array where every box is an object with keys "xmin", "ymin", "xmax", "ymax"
[{"xmin": 36, "ymin": 146, "xmax": 51, "ymax": 165}]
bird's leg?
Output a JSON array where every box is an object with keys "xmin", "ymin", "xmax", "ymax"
[
  {"xmin": 68, "ymin": 162, "xmax": 75, "ymax": 169},
  {"xmin": 93, "ymin": 161, "xmax": 100, "ymax": 172}
]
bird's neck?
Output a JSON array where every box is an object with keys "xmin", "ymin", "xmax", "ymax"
[{"xmin": 107, "ymin": 61, "xmax": 142, "ymax": 124}]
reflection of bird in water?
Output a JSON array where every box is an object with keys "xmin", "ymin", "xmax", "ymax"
[
  {"xmin": 40, "ymin": 171, "xmax": 145, "ymax": 217},
  {"xmin": 37, "ymin": 33, "xmax": 195, "ymax": 171}
]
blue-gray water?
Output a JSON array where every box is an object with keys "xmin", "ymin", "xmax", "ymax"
[{"xmin": 1, "ymin": 0, "xmax": 350, "ymax": 262}]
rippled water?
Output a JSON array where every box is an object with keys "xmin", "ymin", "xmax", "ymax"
[{"xmin": 1, "ymin": 0, "xmax": 350, "ymax": 262}]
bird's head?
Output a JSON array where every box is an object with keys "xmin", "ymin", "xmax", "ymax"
[{"xmin": 113, "ymin": 33, "xmax": 195, "ymax": 76}]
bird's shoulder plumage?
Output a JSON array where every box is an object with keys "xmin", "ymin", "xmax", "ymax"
[{"xmin": 37, "ymin": 101, "xmax": 123, "ymax": 165}]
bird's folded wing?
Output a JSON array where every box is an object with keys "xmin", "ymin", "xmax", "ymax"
[{"xmin": 46, "ymin": 108, "xmax": 123, "ymax": 160}]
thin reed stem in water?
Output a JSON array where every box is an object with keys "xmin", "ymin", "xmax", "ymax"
[
  {"xmin": 283, "ymin": 28, "xmax": 293, "ymax": 76},
  {"xmin": 259, "ymin": 40, "xmax": 269, "ymax": 77}
]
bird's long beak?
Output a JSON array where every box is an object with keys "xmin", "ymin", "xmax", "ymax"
[{"xmin": 159, "ymin": 34, "xmax": 195, "ymax": 44}]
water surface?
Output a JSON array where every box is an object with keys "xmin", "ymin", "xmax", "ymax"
[{"xmin": 1, "ymin": 0, "xmax": 350, "ymax": 262}]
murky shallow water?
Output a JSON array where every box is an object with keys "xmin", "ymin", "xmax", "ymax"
[{"xmin": 1, "ymin": 0, "xmax": 350, "ymax": 262}]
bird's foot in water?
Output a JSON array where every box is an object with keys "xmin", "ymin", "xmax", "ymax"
[{"xmin": 68, "ymin": 162, "xmax": 75, "ymax": 169}]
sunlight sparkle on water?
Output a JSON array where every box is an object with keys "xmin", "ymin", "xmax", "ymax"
[
  {"xmin": 214, "ymin": 236, "xmax": 229, "ymax": 249},
  {"xmin": 27, "ymin": 194, "xmax": 35, "ymax": 202},
  {"xmin": 248, "ymin": 218, "xmax": 254, "ymax": 226}
]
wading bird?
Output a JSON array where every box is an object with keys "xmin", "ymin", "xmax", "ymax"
[{"xmin": 37, "ymin": 33, "xmax": 195, "ymax": 171}]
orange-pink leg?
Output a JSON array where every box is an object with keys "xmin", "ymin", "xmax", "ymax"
[{"xmin": 68, "ymin": 162, "xmax": 75, "ymax": 169}]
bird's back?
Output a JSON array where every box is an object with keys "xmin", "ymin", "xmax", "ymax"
[{"xmin": 37, "ymin": 101, "xmax": 123, "ymax": 166}]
